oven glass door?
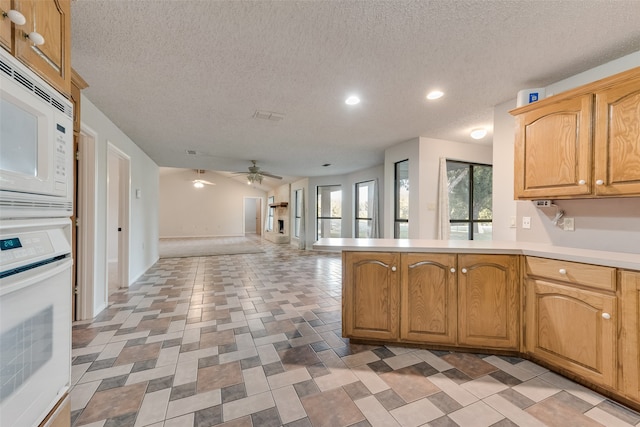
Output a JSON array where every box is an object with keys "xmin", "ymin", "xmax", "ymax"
[{"xmin": 0, "ymin": 258, "xmax": 72, "ymax": 427}]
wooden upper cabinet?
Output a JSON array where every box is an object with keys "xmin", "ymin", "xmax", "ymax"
[
  {"xmin": 400, "ymin": 253, "xmax": 457, "ymax": 344},
  {"xmin": 342, "ymin": 251, "xmax": 400, "ymax": 341},
  {"xmin": 512, "ymin": 66, "xmax": 640, "ymax": 199},
  {"xmin": 457, "ymin": 254, "xmax": 519, "ymax": 350},
  {"xmin": 0, "ymin": 0, "xmax": 12, "ymax": 51},
  {"xmin": 594, "ymin": 76, "xmax": 640, "ymax": 196},
  {"xmin": 513, "ymin": 94, "xmax": 593, "ymax": 199},
  {"xmin": 620, "ymin": 270, "xmax": 640, "ymax": 400},
  {"xmin": 14, "ymin": 0, "xmax": 70, "ymax": 96}
]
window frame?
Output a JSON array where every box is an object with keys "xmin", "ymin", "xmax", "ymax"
[
  {"xmin": 394, "ymin": 159, "xmax": 409, "ymax": 238},
  {"xmin": 316, "ymin": 184, "xmax": 342, "ymax": 240},
  {"xmin": 294, "ymin": 189, "xmax": 303, "ymax": 238},
  {"xmin": 267, "ymin": 196, "xmax": 275, "ymax": 231},
  {"xmin": 447, "ymin": 160, "xmax": 493, "ymax": 240},
  {"xmin": 354, "ymin": 180, "xmax": 375, "ymax": 238}
]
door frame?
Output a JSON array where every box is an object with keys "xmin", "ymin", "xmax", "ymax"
[
  {"xmin": 243, "ymin": 196, "xmax": 263, "ymax": 236},
  {"xmin": 76, "ymin": 124, "xmax": 97, "ymax": 320},
  {"xmin": 107, "ymin": 142, "xmax": 131, "ymax": 300}
]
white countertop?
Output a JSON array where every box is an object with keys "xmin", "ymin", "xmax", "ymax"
[{"xmin": 313, "ymin": 238, "xmax": 640, "ymax": 271}]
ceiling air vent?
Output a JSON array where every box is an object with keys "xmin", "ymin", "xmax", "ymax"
[
  {"xmin": 253, "ymin": 110, "xmax": 285, "ymax": 121},
  {"xmin": 185, "ymin": 150, "xmax": 198, "ymax": 155}
]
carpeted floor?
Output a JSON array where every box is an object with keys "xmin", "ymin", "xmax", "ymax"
[{"xmin": 158, "ymin": 235, "xmax": 265, "ymax": 258}]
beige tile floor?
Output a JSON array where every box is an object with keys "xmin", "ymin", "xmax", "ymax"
[{"xmin": 70, "ymin": 238, "xmax": 640, "ymax": 426}]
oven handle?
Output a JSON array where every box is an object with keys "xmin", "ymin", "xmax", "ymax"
[{"xmin": 0, "ymin": 256, "xmax": 73, "ymax": 297}]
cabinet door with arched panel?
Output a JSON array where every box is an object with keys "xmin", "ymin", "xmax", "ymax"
[
  {"xmin": 457, "ymin": 254, "xmax": 520, "ymax": 349},
  {"xmin": 14, "ymin": 0, "xmax": 70, "ymax": 96},
  {"xmin": 400, "ymin": 253, "xmax": 457, "ymax": 344}
]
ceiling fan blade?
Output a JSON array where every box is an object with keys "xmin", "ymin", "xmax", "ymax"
[{"xmin": 261, "ymin": 172, "xmax": 283, "ymax": 179}]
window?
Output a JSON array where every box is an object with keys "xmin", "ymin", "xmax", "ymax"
[
  {"xmin": 447, "ymin": 161, "xmax": 492, "ymax": 240},
  {"xmin": 394, "ymin": 160, "xmax": 409, "ymax": 238},
  {"xmin": 267, "ymin": 196, "xmax": 274, "ymax": 231},
  {"xmin": 294, "ymin": 189, "xmax": 303, "ymax": 238},
  {"xmin": 355, "ymin": 180, "xmax": 375, "ymax": 238},
  {"xmin": 317, "ymin": 185, "xmax": 342, "ymax": 239}
]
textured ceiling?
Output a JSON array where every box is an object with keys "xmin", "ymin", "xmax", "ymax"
[{"xmin": 71, "ymin": 0, "xmax": 640, "ymax": 186}]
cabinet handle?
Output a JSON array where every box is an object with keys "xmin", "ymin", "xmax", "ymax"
[
  {"xmin": 558, "ymin": 268, "xmax": 567, "ymax": 275},
  {"xmin": 461, "ymin": 268, "xmax": 467, "ymax": 274},
  {"xmin": 596, "ymin": 179, "xmax": 604, "ymax": 186},
  {"xmin": 391, "ymin": 266, "xmax": 397, "ymax": 272},
  {"xmin": 602, "ymin": 312, "xmax": 611, "ymax": 320},
  {"xmin": 450, "ymin": 267, "xmax": 456, "ymax": 273},
  {"xmin": 578, "ymin": 179, "xmax": 586, "ymax": 185}
]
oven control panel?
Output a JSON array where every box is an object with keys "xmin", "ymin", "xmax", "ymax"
[{"xmin": 0, "ymin": 231, "xmax": 55, "ymax": 266}]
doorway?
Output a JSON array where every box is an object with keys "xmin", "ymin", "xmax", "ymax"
[
  {"xmin": 244, "ymin": 197, "xmax": 262, "ymax": 236},
  {"xmin": 107, "ymin": 143, "xmax": 130, "ymax": 300}
]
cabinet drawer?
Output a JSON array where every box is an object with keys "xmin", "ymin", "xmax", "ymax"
[{"xmin": 525, "ymin": 256, "xmax": 616, "ymax": 291}]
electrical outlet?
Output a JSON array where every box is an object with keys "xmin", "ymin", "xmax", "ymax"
[
  {"xmin": 522, "ymin": 217, "xmax": 531, "ymax": 229},
  {"xmin": 563, "ymin": 217, "xmax": 575, "ymax": 231}
]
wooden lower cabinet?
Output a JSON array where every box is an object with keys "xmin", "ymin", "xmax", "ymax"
[
  {"xmin": 344, "ymin": 252, "xmax": 519, "ymax": 350},
  {"xmin": 400, "ymin": 253, "xmax": 457, "ymax": 344},
  {"xmin": 620, "ymin": 270, "xmax": 640, "ymax": 400},
  {"xmin": 342, "ymin": 251, "xmax": 400, "ymax": 341},
  {"xmin": 525, "ymin": 279, "xmax": 617, "ymax": 388},
  {"xmin": 458, "ymin": 254, "xmax": 520, "ymax": 349}
]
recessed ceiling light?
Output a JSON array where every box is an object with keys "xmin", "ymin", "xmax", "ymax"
[
  {"xmin": 470, "ymin": 128, "xmax": 488, "ymax": 139},
  {"xmin": 426, "ymin": 90, "xmax": 444, "ymax": 100},
  {"xmin": 345, "ymin": 96, "xmax": 360, "ymax": 105}
]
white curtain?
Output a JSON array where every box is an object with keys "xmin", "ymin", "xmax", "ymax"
[
  {"xmin": 437, "ymin": 157, "xmax": 450, "ymax": 240},
  {"xmin": 370, "ymin": 178, "xmax": 380, "ymax": 238},
  {"xmin": 298, "ymin": 189, "xmax": 306, "ymax": 250}
]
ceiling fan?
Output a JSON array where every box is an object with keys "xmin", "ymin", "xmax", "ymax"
[
  {"xmin": 191, "ymin": 169, "xmax": 215, "ymax": 188},
  {"xmin": 234, "ymin": 160, "xmax": 282, "ymax": 184}
]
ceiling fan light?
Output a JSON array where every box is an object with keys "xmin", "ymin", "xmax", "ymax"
[
  {"xmin": 426, "ymin": 90, "xmax": 444, "ymax": 100},
  {"xmin": 470, "ymin": 128, "xmax": 487, "ymax": 139},
  {"xmin": 193, "ymin": 181, "xmax": 204, "ymax": 188}
]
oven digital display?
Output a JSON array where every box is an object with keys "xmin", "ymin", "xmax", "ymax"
[{"xmin": 0, "ymin": 238, "xmax": 22, "ymax": 251}]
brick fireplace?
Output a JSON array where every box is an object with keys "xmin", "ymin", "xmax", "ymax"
[{"xmin": 265, "ymin": 201, "xmax": 289, "ymax": 244}]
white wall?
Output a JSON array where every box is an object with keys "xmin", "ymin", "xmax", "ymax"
[
  {"xmin": 492, "ymin": 50, "xmax": 640, "ymax": 254},
  {"xmin": 159, "ymin": 168, "xmax": 266, "ymax": 237},
  {"xmin": 81, "ymin": 94, "xmax": 159, "ymax": 316},
  {"xmin": 385, "ymin": 137, "xmax": 493, "ymax": 239},
  {"xmin": 492, "ymin": 100, "xmax": 518, "ymax": 241}
]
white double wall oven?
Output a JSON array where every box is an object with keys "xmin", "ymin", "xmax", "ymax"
[{"xmin": 0, "ymin": 47, "xmax": 74, "ymax": 427}]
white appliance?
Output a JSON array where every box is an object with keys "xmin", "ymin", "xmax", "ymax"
[
  {"xmin": 0, "ymin": 48, "xmax": 73, "ymax": 219},
  {"xmin": 516, "ymin": 88, "xmax": 546, "ymax": 107},
  {"xmin": 0, "ymin": 218, "xmax": 72, "ymax": 427}
]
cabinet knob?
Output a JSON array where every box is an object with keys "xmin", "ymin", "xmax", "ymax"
[
  {"xmin": 391, "ymin": 266, "xmax": 397, "ymax": 272},
  {"xmin": 3, "ymin": 9, "xmax": 26, "ymax": 25},
  {"xmin": 578, "ymin": 179, "xmax": 586, "ymax": 185},
  {"xmin": 558, "ymin": 268, "xmax": 567, "ymax": 275},
  {"xmin": 450, "ymin": 267, "xmax": 456, "ymax": 273},
  {"xmin": 25, "ymin": 31, "xmax": 45, "ymax": 46},
  {"xmin": 602, "ymin": 312, "xmax": 611, "ymax": 320},
  {"xmin": 596, "ymin": 179, "xmax": 604, "ymax": 186},
  {"xmin": 461, "ymin": 268, "xmax": 468, "ymax": 274}
]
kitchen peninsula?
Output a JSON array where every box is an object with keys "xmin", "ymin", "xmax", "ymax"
[{"xmin": 313, "ymin": 238, "xmax": 640, "ymax": 411}]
